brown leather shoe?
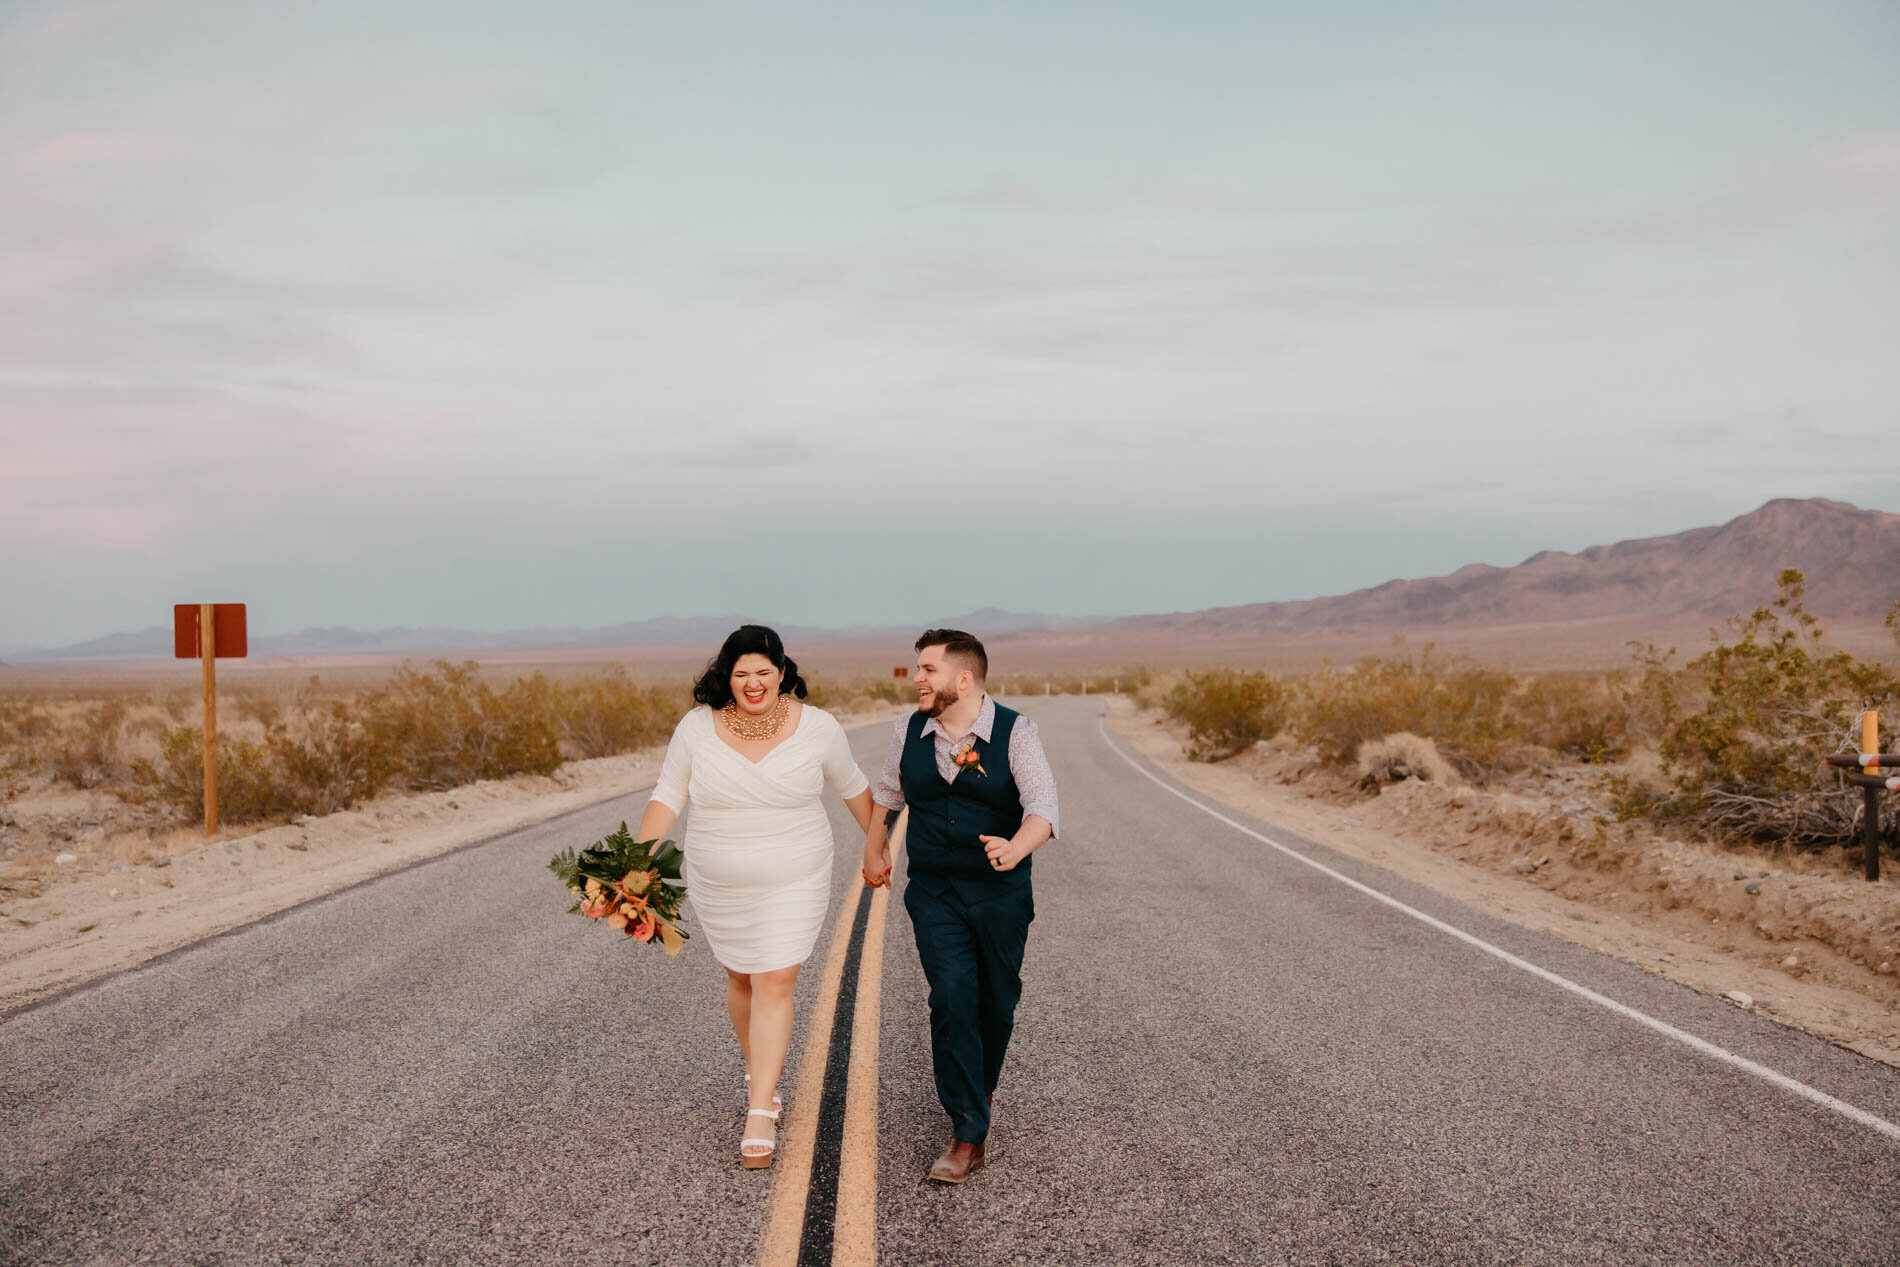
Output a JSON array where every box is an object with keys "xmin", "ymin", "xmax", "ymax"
[{"xmin": 927, "ymin": 1139, "xmax": 986, "ymax": 1185}]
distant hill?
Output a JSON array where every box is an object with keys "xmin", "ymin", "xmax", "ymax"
[
  {"xmin": 14, "ymin": 500, "xmax": 1891, "ymax": 664},
  {"xmin": 1095, "ymin": 498, "xmax": 1898, "ymax": 639},
  {"xmin": 11, "ymin": 610, "xmax": 1083, "ymax": 664},
  {"xmin": 929, "ymin": 607, "xmax": 1087, "ymax": 634},
  {"xmin": 26, "ymin": 627, "xmax": 176, "ymax": 660}
]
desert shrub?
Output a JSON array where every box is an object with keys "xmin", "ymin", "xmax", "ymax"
[
  {"xmin": 0, "ymin": 753, "xmax": 27, "ymax": 802},
  {"xmin": 1165, "ymin": 668, "xmax": 1289, "ymax": 761},
  {"xmin": 1133, "ymin": 670, "xmax": 1182, "ymax": 713},
  {"xmin": 804, "ymin": 675, "xmax": 907, "ymax": 713},
  {"xmin": 1621, "ymin": 641, "xmax": 1683, "ymax": 741},
  {"xmin": 47, "ymin": 699, "xmax": 132, "ymax": 789},
  {"xmin": 0, "ymin": 727, "xmax": 30, "ymax": 800},
  {"xmin": 863, "ymin": 676, "xmax": 907, "ymax": 705},
  {"xmin": 131, "ymin": 725, "xmax": 288, "ymax": 823},
  {"xmin": 1513, "ymin": 672, "xmax": 1640, "ymax": 763},
  {"xmin": 265, "ymin": 681, "xmax": 388, "ymax": 815},
  {"xmin": 370, "ymin": 661, "xmax": 562, "ymax": 790},
  {"xmin": 1294, "ymin": 646, "xmax": 1519, "ymax": 778},
  {"xmin": 1653, "ymin": 569, "xmax": 1900, "ymax": 848},
  {"xmin": 1597, "ymin": 770, "xmax": 1673, "ymax": 824},
  {"xmin": 553, "ymin": 668, "xmax": 680, "ymax": 757},
  {"xmin": 233, "ymin": 690, "xmax": 285, "ymax": 728},
  {"xmin": 1097, "ymin": 666, "xmax": 1151, "ymax": 696},
  {"xmin": 0, "ymin": 695, "xmax": 51, "ymax": 789},
  {"xmin": 1356, "ymin": 732, "xmax": 1460, "ymax": 788}
]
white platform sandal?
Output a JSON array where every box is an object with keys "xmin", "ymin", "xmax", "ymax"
[
  {"xmin": 744, "ymin": 1073, "xmax": 782, "ymax": 1112},
  {"xmin": 740, "ymin": 1107, "xmax": 780, "ymax": 1169}
]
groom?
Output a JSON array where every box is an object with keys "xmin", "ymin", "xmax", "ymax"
[{"xmin": 863, "ymin": 629, "xmax": 1058, "ymax": 1184}]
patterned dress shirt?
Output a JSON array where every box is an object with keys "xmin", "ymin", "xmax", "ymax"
[{"xmin": 872, "ymin": 694, "xmax": 1059, "ymax": 837}]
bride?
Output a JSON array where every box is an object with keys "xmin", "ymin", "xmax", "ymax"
[{"xmin": 634, "ymin": 625, "xmax": 874, "ymax": 1168}]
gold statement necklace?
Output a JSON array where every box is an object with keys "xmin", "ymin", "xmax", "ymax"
[{"xmin": 723, "ymin": 692, "xmax": 790, "ymax": 741}]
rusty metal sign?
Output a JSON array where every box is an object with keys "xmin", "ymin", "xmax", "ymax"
[{"xmin": 174, "ymin": 604, "xmax": 248, "ymax": 659}]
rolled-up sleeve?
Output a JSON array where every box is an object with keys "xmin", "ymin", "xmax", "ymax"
[
  {"xmin": 871, "ymin": 718, "xmax": 907, "ymax": 811},
  {"xmin": 1007, "ymin": 716, "xmax": 1059, "ymax": 837},
  {"xmin": 650, "ymin": 711, "xmax": 695, "ymax": 814}
]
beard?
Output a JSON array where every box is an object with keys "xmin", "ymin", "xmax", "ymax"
[{"xmin": 920, "ymin": 679, "xmax": 959, "ymax": 719}]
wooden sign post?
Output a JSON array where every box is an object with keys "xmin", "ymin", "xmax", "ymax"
[{"xmin": 174, "ymin": 604, "xmax": 247, "ymax": 836}]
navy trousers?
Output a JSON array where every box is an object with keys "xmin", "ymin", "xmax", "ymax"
[{"xmin": 903, "ymin": 875, "xmax": 1035, "ymax": 1145}]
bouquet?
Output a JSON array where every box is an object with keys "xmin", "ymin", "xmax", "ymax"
[{"xmin": 548, "ymin": 822, "xmax": 690, "ymax": 956}]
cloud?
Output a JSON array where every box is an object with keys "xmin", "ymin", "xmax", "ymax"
[
  {"xmin": 0, "ymin": 0, "xmax": 170, "ymax": 53},
  {"xmin": 918, "ymin": 178, "xmax": 1411, "ymax": 220},
  {"xmin": 17, "ymin": 131, "xmax": 172, "ymax": 169},
  {"xmin": 1599, "ymin": 131, "xmax": 1900, "ymax": 244},
  {"xmin": 713, "ymin": 229, "xmax": 1552, "ymax": 381},
  {"xmin": 645, "ymin": 428, "xmax": 821, "ymax": 468}
]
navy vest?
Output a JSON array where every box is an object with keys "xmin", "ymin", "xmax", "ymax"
[{"xmin": 900, "ymin": 703, "xmax": 1030, "ymax": 897}]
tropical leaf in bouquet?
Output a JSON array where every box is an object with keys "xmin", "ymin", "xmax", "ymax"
[
  {"xmin": 549, "ymin": 821, "xmax": 689, "ymax": 952},
  {"xmin": 648, "ymin": 839, "xmax": 684, "ymax": 881},
  {"xmin": 547, "ymin": 846, "xmax": 584, "ymax": 889}
]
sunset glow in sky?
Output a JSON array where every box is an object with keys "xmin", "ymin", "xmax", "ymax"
[{"xmin": 4, "ymin": 1, "xmax": 1898, "ymax": 648}]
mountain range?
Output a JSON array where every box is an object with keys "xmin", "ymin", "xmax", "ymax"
[
  {"xmin": 5, "ymin": 607, "xmax": 1087, "ymax": 664},
  {"xmin": 1097, "ymin": 497, "xmax": 1898, "ymax": 639},
  {"xmin": 8, "ymin": 499, "xmax": 1895, "ymax": 663}
]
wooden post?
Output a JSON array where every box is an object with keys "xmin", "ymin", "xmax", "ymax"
[
  {"xmin": 1863, "ymin": 708, "xmax": 1879, "ymax": 882},
  {"xmin": 201, "ymin": 603, "xmax": 218, "ymax": 836}
]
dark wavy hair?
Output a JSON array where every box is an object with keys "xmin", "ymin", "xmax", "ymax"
[{"xmin": 692, "ymin": 624, "xmax": 809, "ymax": 708}]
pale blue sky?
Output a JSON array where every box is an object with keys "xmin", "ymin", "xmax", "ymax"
[{"xmin": 3, "ymin": 0, "xmax": 1897, "ymax": 647}]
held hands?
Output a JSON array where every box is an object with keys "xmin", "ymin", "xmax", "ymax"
[
  {"xmin": 862, "ymin": 841, "xmax": 892, "ymax": 889},
  {"xmin": 980, "ymin": 834, "xmax": 1026, "ymax": 872}
]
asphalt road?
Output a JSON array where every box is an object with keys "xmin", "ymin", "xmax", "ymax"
[{"xmin": 5, "ymin": 696, "xmax": 1899, "ymax": 1265}]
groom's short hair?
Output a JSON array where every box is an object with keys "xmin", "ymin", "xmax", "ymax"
[{"xmin": 916, "ymin": 629, "xmax": 987, "ymax": 685}]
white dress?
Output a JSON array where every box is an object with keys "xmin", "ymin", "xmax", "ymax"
[{"xmin": 650, "ymin": 704, "xmax": 869, "ymax": 974}]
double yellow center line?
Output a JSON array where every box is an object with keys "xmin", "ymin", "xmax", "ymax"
[{"xmin": 757, "ymin": 812, "xmax": 902, "ymax": 1267}]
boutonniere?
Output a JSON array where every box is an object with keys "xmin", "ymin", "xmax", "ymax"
[{"xmin": 952, "ymin": 738, "xmax": 987, "ymax": 778}]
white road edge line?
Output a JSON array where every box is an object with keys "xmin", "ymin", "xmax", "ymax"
[{"xmin": 1098, "ymin": 717, "xmax": 1900, "ymax": 1146}]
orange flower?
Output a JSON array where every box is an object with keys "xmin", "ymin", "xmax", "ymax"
[
  {"xmin": 607, "ymin": 911, "xmax": 629, "ymax": 930},
  {"xmin": 632, "ymin": 913, "xmax": 657, "ymax": 942}
]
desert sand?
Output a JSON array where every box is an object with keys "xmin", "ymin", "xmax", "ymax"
[
  {"xmin": 1104, "ymin": 697, "xmax": 1900, "ymax": 1068},
  {"xmin": 0, "ymin": 748, "xmax": 669, "ymax": 1013}
]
